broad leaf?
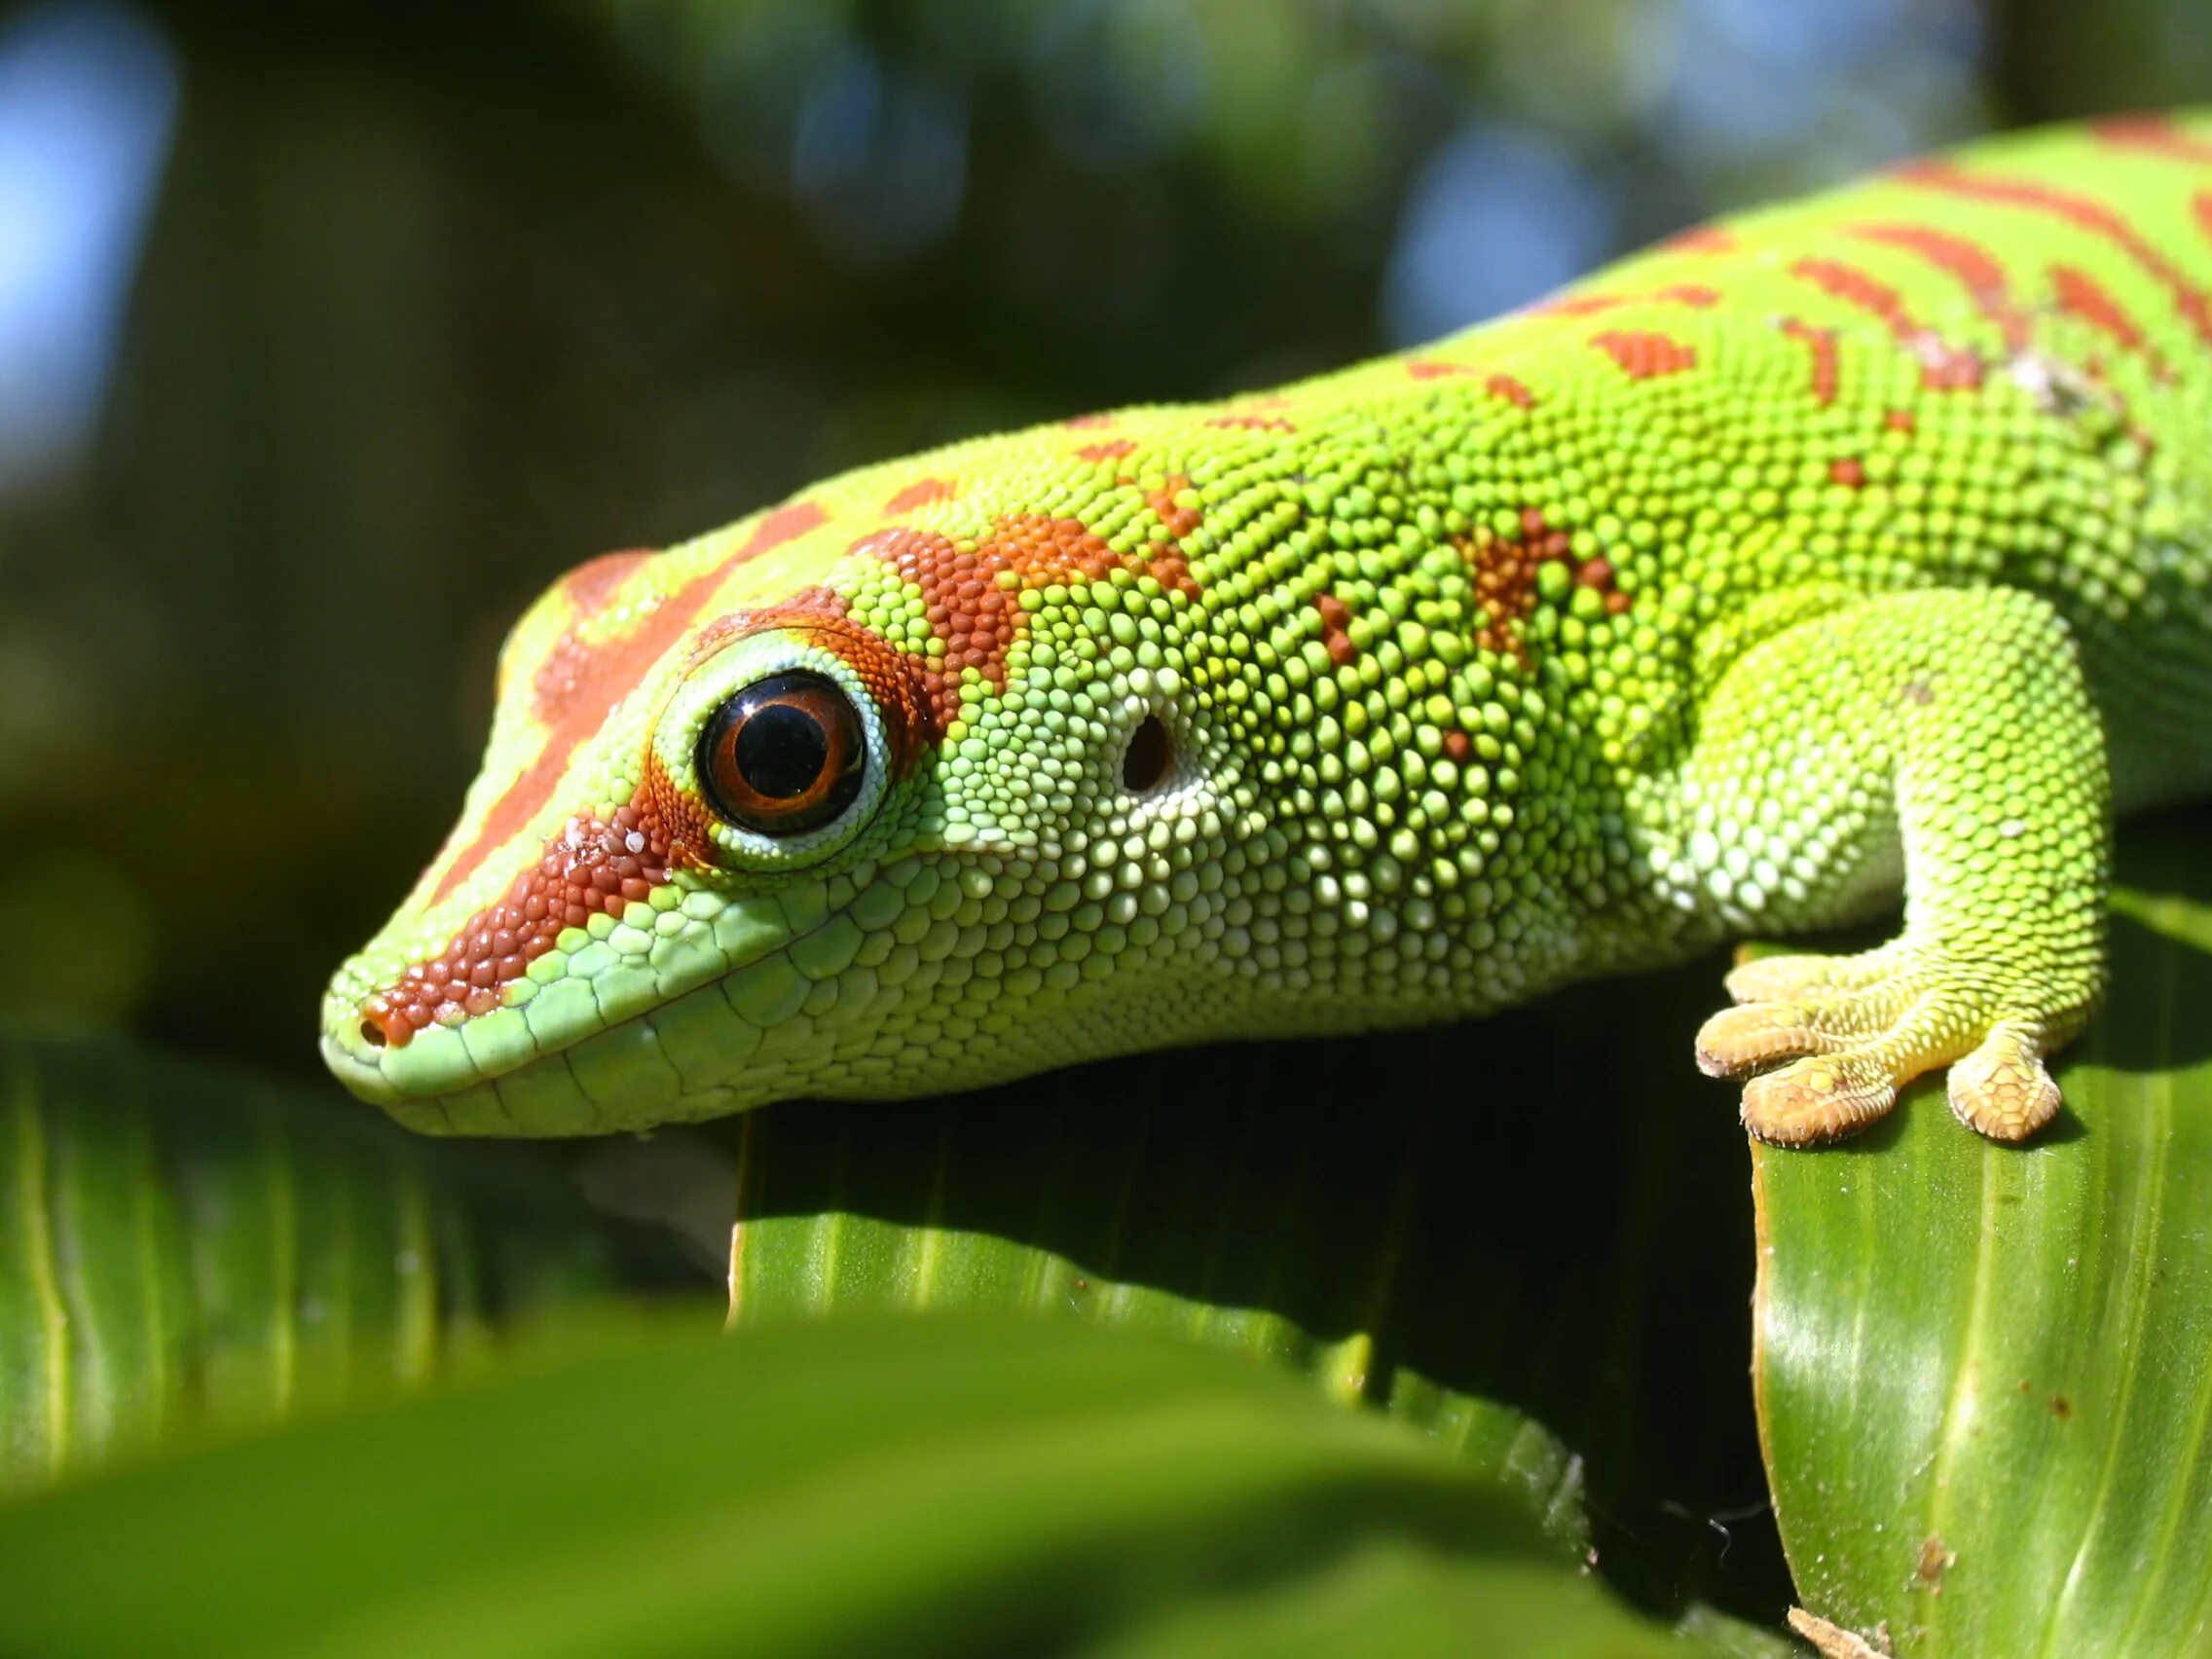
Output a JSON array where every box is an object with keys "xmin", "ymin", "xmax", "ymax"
[
  {"xmin": 698, "ymin": 944, "xmax": 1796, "ymax": 1624},
  {"xmin": 0, "ymin": 1313, "xmax": 1766, "ymax": 1657},
  {"xmin": 0, "ymin": 1027, "xmax": 665, "ymax": 1493},
  {"xmin": 1756, "ymin": 813, "xmax": 2212, "ymax": 1655}
]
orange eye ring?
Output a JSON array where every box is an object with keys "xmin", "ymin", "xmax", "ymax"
[{"xmin": 696, "ymin": 671, "xmax": 866, "ymax": 836}]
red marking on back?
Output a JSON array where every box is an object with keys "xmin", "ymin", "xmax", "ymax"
[
  {"xmin": 1885, "ymin": 408, "xmax": 1917, "ymax": 432},
  {"xmin": 1788, "ymin": 257, "xmax": 1983, "ymax": 389},
  {"xmin": 882, "ymin": 477, "xmax": 957, "ymax": 514},
  {"xmin": 1062, "ymin": 413, "xmax": 1114, "ymax": 429},
  {"xmin": 1074, "ymin": 439, "xmax": 1136, "ymax": 463},
  {"xmin": 2048, "ymin": 262, "xmax": 2158, "ymax": 364},
  {"xmin": 1313, "ymin": 592, "xmax": 1357, "ymax": 667},
  {"xmin": 2091, "ymin": 116, "xmax": 2212, "ymax": 167},
  {"xmin": 1459, "ymin": 508, "xmax": 1630, "ymax": 665},
  {"xmin": 861, "ymin": 515, "xmax": 1200, "ymax": 730},
  {"xmin": 1471, "ymin": 511, "xmax": 1559, "ymax": 651},
  {"xmin": 1576, "ymin": 557, "xmax": 1632, "ymax": 614},
  {"xmin": 2196, "ymin": 190, "xmax": 2212, "ymax": 243},
  {"xmin": 1901, "ymin": 161, "xmax": 2212, "ymax": 346},
  {"xmin": 1590, "ymin": 330, "xmax": 1696, "ymax": 379},
  {"xmin": 1792, "ymin": 257, "xmax": 1905, "ymax": 322},
  {"xmin": 1848, "ymin": 222, "xmax": 2029, "ymax": 349},
  {"xmin": 1777, "ymin": 318, "xmax": 1840, "ymax": 404},
  {"xmin": 426, "ymin": 500, "xmax": 828, "ymax": 908},
  {"xmin": 1441, "ymin": 729, "xmax": 1473, "ymax": 763},
  {"xmin": 1405, "ymin": 361, "xmax": 1539, "ymax": 407},
  {"xmin": 1664, "ymin": 226, "xmax": 1737, "ymax": 255},
  {"xmin": 1148, "ymin": 475, "xmax": 1202, "ymax": 540},
  {"xmin": 1538, "ymin": 283, "xmax": 1722, "ymax": 317},
  {"xmin": 1828, "ymin": 457, "xmax": 1866, "ymax": 489},
  {"xmin": 1206, "ymin": 413, "xmax": 1296, "ymax": 432}
]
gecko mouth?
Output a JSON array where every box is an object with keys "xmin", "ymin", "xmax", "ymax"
[{"xmin": 316, "ymin": 876, "xmax": 877, "ymax": 1136}]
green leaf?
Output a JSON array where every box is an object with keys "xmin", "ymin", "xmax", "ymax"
[
  {"xmin": 0, "ymin": 1026, "xmax": 661, "ymax": 1494},
  {"xmin": 1755, "ymin": 815, "xmax": 2212, "ymax": 1655},
  {"xmin": 0, "ymin": 1313, "xmax": 1759, "ymax": 1657},
  {"xmin": 701, "ymin": 946, "xmax": 1797, "ymax": 1625},
  {"xmin": 725, "ymin": 1078, "xmax": 1592, "ymax": 1554}
]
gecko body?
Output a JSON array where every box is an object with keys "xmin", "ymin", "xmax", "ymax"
[{"xmin": 324, "ymin": 114, "xmax": 2212, "ymax": 1143}]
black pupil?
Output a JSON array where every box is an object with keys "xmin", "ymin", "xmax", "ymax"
[{"xmin": 736, "ymin": 702, "xmax": 830, "ymax": 798}]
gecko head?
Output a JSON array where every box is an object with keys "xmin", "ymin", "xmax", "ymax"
[{"xmin": 321, "ymin": 447, "xmax": 1248, "ymax": 1135}]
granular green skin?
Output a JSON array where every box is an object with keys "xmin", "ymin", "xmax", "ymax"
[{"xmin": 323, "ymin": 115, "xmax": 2212, "ymax": 1143}]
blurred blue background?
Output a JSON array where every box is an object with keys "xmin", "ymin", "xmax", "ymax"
[{"xmin": 0, "ymin": 0, "xmax": 2203, "ymax": 1072}]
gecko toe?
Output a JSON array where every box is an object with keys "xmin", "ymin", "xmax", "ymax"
[
  {"xmin": 1947, "ymin": 1022, "xmax": 2063, "ymax": 1141},
  {"xmin": 1709, "ymin": 941, "xmax": 2090, "ymax": 1145},
  {"xmin": 1696, "ymin": 980, "xmax": 1924, "ymax": 1079},
  {"xmin": 1698, "ymin": 1002, "xmax": 1830, "ymax": 1078},
  {"xmin": 1723, "ymin": 946, "xmax": 1904, "ymax": 1007},
  {"xmin": 1741, "ymin": 1054, "xmax": 1900, "ymax": 1145}
]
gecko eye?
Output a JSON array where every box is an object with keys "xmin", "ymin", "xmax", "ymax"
[{"xmin": 697, "ymin": 671, "xmax": 866, "ymax": 836}]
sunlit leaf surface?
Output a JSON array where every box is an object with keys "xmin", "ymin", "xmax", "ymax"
[{"xmin": 1756, "ymin": 815, "xmax": 2212, "ymax": 1656}]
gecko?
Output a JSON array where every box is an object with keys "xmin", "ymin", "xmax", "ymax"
[{"xmin": 322, "ymin": 113, "xmax": 2212, "ymax": 1145}]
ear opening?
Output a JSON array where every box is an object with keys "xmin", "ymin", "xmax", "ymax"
[{"xmin": 1122, "ymin": 712, "xmax": 1174, "ymax": 794}]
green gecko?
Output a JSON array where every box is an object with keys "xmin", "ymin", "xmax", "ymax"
[{"xmin": 323, "ymin": 113, "xmax": 2212, "ymax": 1145}]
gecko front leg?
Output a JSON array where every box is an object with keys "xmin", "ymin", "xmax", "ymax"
[{"xmin": 1682, "ymin": 586, "xmax": 2110, "ymax": 1144}]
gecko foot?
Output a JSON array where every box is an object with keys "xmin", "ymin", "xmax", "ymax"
[{"xmin": 1696, "ymin": 947, "xmax": 2069, "ymax": 1145}]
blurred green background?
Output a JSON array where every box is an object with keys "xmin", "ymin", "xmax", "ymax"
[{"xmin": 0, "ymin": 0, "xmax": 2207, "ymax": 1080}]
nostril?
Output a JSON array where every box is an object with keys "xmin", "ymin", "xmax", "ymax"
[
  {"xmin": 355, "ymin": 998, "xmax": 401, "ymax": 1051},
  {"xmin": 1123, "ymin": 714, "xmax": 1173, "ymax": 793}
]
